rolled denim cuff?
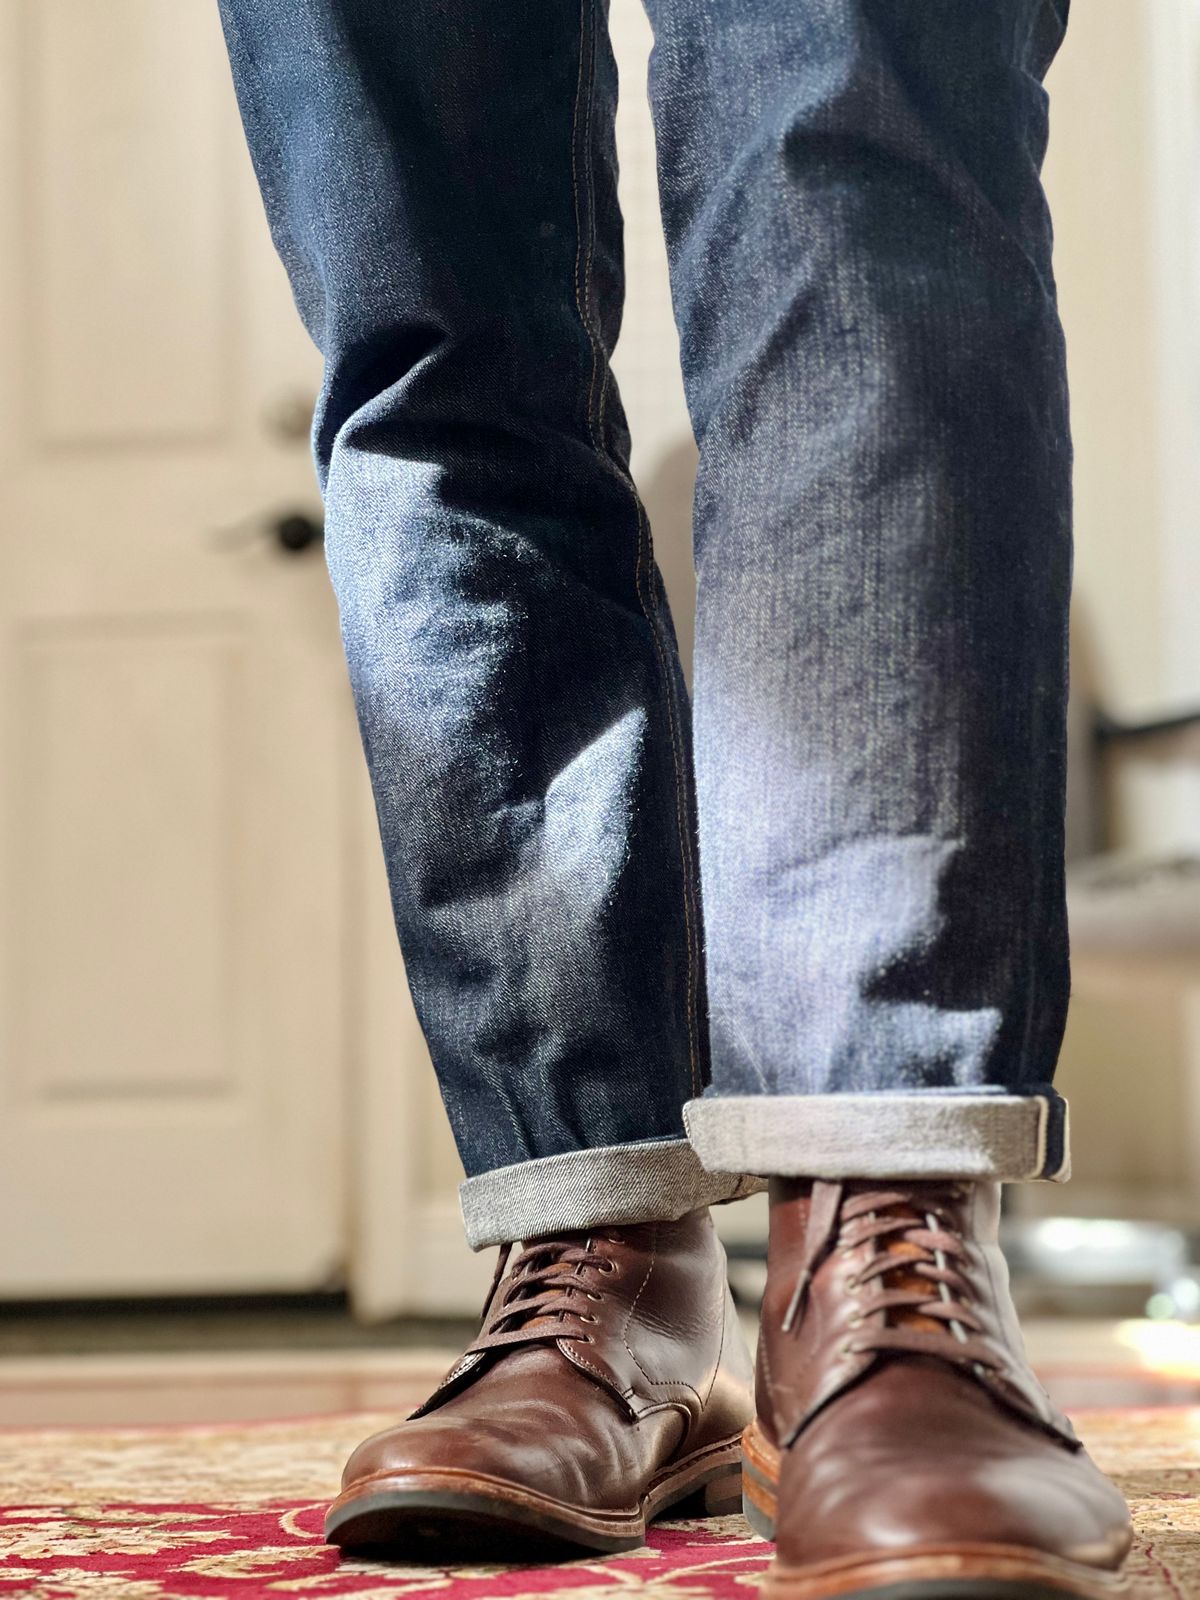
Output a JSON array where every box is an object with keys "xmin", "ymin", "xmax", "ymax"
[
  {"xmin": 684, "ymin": 1091, "xmax": 1070, "ymax": 1184},
  {"xmin": 459, "ymin": 1137, "xmax": 766, "ymax": 1250}
]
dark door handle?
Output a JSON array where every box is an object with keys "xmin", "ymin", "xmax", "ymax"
[{"xmin": 271, "ymin": 511, "xmax": 324, "ymax": 555}]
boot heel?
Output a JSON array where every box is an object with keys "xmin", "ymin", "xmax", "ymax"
[
  {"xmin": 740, "ymin": 1420, "xmax": 778, "ymax": 1540},
  {"xmin": 741, "ymin": 1484, "xmax": 775, "ymax": 1541},
  {"xmin": 699, "ymin": 1466, "xmax": 743, "ymax": 1517},
  {"xmin": 668, "ymin": 1463, "xmax": 744, "ymax": 1520}
]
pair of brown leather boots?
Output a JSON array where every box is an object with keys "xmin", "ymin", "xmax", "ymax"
[{"xmin": 325, "ymin": 1180, "xmax": 1132, "ymax": 1600}]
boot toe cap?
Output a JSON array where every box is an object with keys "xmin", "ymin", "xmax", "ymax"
[{"xmin": 774, "ymin": 1400, "xmax": 1132, "ymax": 1574}]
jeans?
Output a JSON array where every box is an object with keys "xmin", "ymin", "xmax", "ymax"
[{"xmin": 217, "ymin": 0, "xmax": 1073, "ymax": 1248}]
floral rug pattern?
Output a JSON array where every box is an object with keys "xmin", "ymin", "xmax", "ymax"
[{"xmin": 1, "ymin": 1408, "xmax": 1197, "ymax": 1598}]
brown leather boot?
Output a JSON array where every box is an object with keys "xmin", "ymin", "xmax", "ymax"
[
  {"xmin": 745, "ymin": 1180, "xmax": 1132, "ymax": 1600},
  {"xmin": 326, "ymin": 1208, "xmax": 753, "ymax": 1554}
]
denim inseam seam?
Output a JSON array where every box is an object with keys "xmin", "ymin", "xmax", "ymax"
[
  {"xmin": 635, "ymin": 503, "xmax": 703, "ymax": 1097},
  {"xmin": 570, "ymin": 0, "xmax": 600, "ymax": 448},
  {"xmin": 570, "ymin": 0, "xmax": 703, "ymax": 1099}
]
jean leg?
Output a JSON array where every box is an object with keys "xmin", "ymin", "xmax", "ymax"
[
  {"xmin": 642, "ymin": 0, "xmax": 1073, "ymax": 1180},
  {"xmin": 216, "ymin": 0, "xmax": 753, "ymax": 1240}
]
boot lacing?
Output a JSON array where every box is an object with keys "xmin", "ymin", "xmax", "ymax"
[{"xmin": 781, "ymin": 1181, "xmax": 998, "ymax": 1377}]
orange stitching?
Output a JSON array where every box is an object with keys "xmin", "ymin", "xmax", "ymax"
[
  {"xmin": 580, "ymin": 0, "xmax": 602, "ymax": 438},
  {"xmin": 570, "ymin": 0, "xmax": 600, "ymax": 446}
]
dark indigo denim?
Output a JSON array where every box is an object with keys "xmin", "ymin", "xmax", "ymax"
[{"xmin": 217, "ymin": 0, "xmax": 1073, "ymax": 1179}]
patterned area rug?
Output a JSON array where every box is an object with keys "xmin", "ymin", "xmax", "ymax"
[{"xmin": 1, "ymin": 1408, "xmax": 1197, "ymax": 1598}]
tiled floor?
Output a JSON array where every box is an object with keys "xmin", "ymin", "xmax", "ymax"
[{"xmin": 3, "ymin": 1318, "xmax": 1199, "ymax": 1429}]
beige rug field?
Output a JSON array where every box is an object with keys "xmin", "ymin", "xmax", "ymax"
[{"xmin": 0, "ymin": 1407, "xmax": 1196, "ymax": 1598}]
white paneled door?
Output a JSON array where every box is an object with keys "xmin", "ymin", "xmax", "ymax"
[{"xmin": 0, "ymin": 0, "xmax": 356, "ymax": 1295}]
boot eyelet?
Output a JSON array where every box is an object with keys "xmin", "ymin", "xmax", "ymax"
[
  {"xmin": 585, "ymin": 1290, "xmax": 601, "ymax": 1301},
  {"xmin": 580, "ymin": 1313, "xmax": 598, "ymax": 1323},
  {"xmin": 839, "ymin": 1342, "xmax": 855, "ymax": 1358},
  {"xmin": 845, "ymin": 1276, "xmax": 860, "ymax": 1293},
  {"xmin": 848, "ymin": 1313, "xmax": 863, "ymax": 1329},
  {"xmin": 600, "ymin": 1261, "xmax": 616, "ymax": 1274}
]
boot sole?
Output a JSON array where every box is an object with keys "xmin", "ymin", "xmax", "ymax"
[
  {"xmin": 324, "ymin": 1432, "xmax": 744, "ymax": 1555},
  {"xmin": 742, "ymin": 1421, "xmax": 1130, "ymax": 1600}
]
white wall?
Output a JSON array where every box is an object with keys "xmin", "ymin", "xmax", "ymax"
[{"xmin": 1046, "ymin": 0, "xmax": 1200, "ymax": 854}]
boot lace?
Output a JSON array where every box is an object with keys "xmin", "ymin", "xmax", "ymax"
[
  {"xmin": 782, "ymin": 1180, "xmax": 999, "ymax": 1374},
  {"xmin": 475, "ymin": 1234, "xmax": 619, "ymax": 1348}
]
